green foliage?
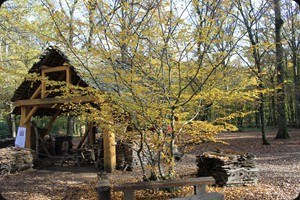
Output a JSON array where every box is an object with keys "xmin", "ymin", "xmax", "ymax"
[{"xmin": 0, "ymin": 121, "xmax": 9, "ymax": 139}]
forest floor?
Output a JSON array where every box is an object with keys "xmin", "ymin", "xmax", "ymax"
[{"xmin": 0, "ymin": 127, "xmax": 300, "ymax": 200}]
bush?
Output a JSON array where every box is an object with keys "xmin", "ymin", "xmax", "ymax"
[{"xmin": 0, "ymin": 121, "xmax": 9, "ymax": 139}]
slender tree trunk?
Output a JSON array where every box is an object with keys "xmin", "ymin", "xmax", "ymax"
[
  {"xmin": 259, "ymin": 88, "xmax": 270, "ymax": 145},
  {"xmin": 274, "ymin": 0, "xmax": 290, "ymax": 139},
  {"xmin": 67, "ymin": 116, "xmax": 74, "ymax": 136},
  {"xmin": 255, "ymin": 108, "xmax": 260, "ymax": 127},
  {"xmin": 7, "ymin": 102, "xmax": 16, "ymax": 138},
  {"xmin": 271, "ymin": 78, "xmax": 277, "ymax": 126},
  {"xmin": 289, "ymin": 95, "xmax": 295, "ymax": 126}
]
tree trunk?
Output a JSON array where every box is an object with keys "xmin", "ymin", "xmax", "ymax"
[
  {"xmin": 7, "ymin": 102, "xmax": 16, "ymax": 138},
  {"xmin": 255, "ymin": 109, "xmax": 260, "ymax": 127},
  {"xmin": 0, "ymin": 0, "xmax": 7, "ymax": 8},
  {"xmin": 292, "ymin": 53, "xmax": 300, "ymax": 128},
  {"xmin": 271, "ymin": 79, "xmax": 277, "ymax": 126},
  {"xmin": 67, "ymin": 116, "xmax": 74, "ymax": 136},
  {"xmin": 274, "ymin": 0, "xmax": 290, "ymax": 139},
  {"xmin": 289, "ymin": 95, "xmax": 295, "ymax": 126},
  {"xmin": 259, "ymin": 89, "xmax": 270, "ymax": 145}
]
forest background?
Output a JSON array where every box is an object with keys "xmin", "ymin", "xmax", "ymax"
[{"xmin": 0, "ymin": 0, "xmax": 299, "ymax": 180}]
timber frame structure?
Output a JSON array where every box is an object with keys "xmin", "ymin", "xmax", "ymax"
[{"xmin": 11, "ymin": 46, "xmax": 116, "ymax": 172}]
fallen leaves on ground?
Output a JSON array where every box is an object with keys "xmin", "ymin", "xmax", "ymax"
[{"xmin": 1, "ymin": 128, "xmax": 300, "ymax": 199}]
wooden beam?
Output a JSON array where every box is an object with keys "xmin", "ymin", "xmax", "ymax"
[
  {"xmin": 41, "ymin": 65, "xmax": 50, "ymax": 69},
  {"xmin": 20, "ymin": 106, "xmax": 27, "ymax": 125},
  {"xmin": 30, "ymin": 85, "xmax": 42, "ymax": 100},
  {"xmin": 42, "ymin": 65, "xmax": 70, "ymax": 74},
  {"xmin": 22, "ymin": 106, "xmax": 38, "ymax": 126},
  {"xmin": 41, "ymin": 70, "xmax": 46, "ymax": 98},
  {"xmin": 30, "ymin": 73, "xmax": 65, "ymax": 100},
  {"xmin": 46, "ymin": 110, "xmax": 61, "ymax": 132},
  {"xmin": 15, "ymin": 96, "xmax": 98, "ymax": 107},
  {"xmin": 66, "ymin": 67, "xmax": 71, "ymax": 84},
  {"xmin": 41, "ymin": 66, "xmax": 70, "ymax": 99}
]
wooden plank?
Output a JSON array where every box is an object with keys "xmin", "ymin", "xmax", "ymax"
[
  {"xmin": 14, "ymin": 96, "xmax": 98, "ymax": 107},
  {"xmin": 114, "ymin": 177, "xmax": 215, "ymax": 191}
]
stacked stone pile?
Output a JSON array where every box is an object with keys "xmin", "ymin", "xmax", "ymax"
[
  {"xmin": 0, "ymin": 147, "xmax": 33, "ymax": 175},
  {"xmin": 196, "ymin": 150, "xmax": 258, "ymax": 186}
]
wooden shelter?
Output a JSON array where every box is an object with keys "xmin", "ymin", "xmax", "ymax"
[{"xmin": 11, "ymin": 46, "xmax": 116, "ymax": 172}]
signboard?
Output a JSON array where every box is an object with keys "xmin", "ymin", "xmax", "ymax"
[{"xmin": 15, "ymin": 127, "xmax": 26, "ymax": 148}]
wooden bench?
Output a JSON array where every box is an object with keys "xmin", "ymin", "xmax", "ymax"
[{"xmin": 97, "ymin": 176, "xmax": 224, "ymax": 200}]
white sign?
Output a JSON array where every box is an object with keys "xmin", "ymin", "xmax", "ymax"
[{"xmin": 15, "ymin": 127, "xmax": 26, "ymax": 148}]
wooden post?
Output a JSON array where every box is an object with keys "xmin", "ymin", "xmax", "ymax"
[
  {"xmin": 194, "ymin": 184, "xmax": 206, "ymax": 195},
  {"xmin": 123, "ymin": 189, "xmax": 135, "ymax": 200},
  {"xmin": 20, "ymin": 106, "xmax": 32, "ymax": 148},
  {"xmin": 97, "ymin": 179, "xmax": 111, "ymax": 200},
  {"xmin": 66, "ymin": 66, "xmax": 71, "ymax": 84},
  {"xmin": 102, "ymin": 124, "xmax": 116, "ymax": 173},
  {"xmin": 97, "ymin": 172, "xmax": 111, "ymax": 200}
]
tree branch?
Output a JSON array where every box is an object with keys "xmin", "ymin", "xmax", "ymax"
[{"xmin": 0, "ymin": 0, "xmax": 7, "ymax": 7}]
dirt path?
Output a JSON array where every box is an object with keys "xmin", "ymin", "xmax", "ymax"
[{"xmin": 1, "ymin": 128, "xmax": 300, "ymax": 200}]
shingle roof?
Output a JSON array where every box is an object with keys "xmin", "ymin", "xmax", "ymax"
[{"xmin": 11, "ymin": 46, "xmax": 91, "ymax": 116}]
